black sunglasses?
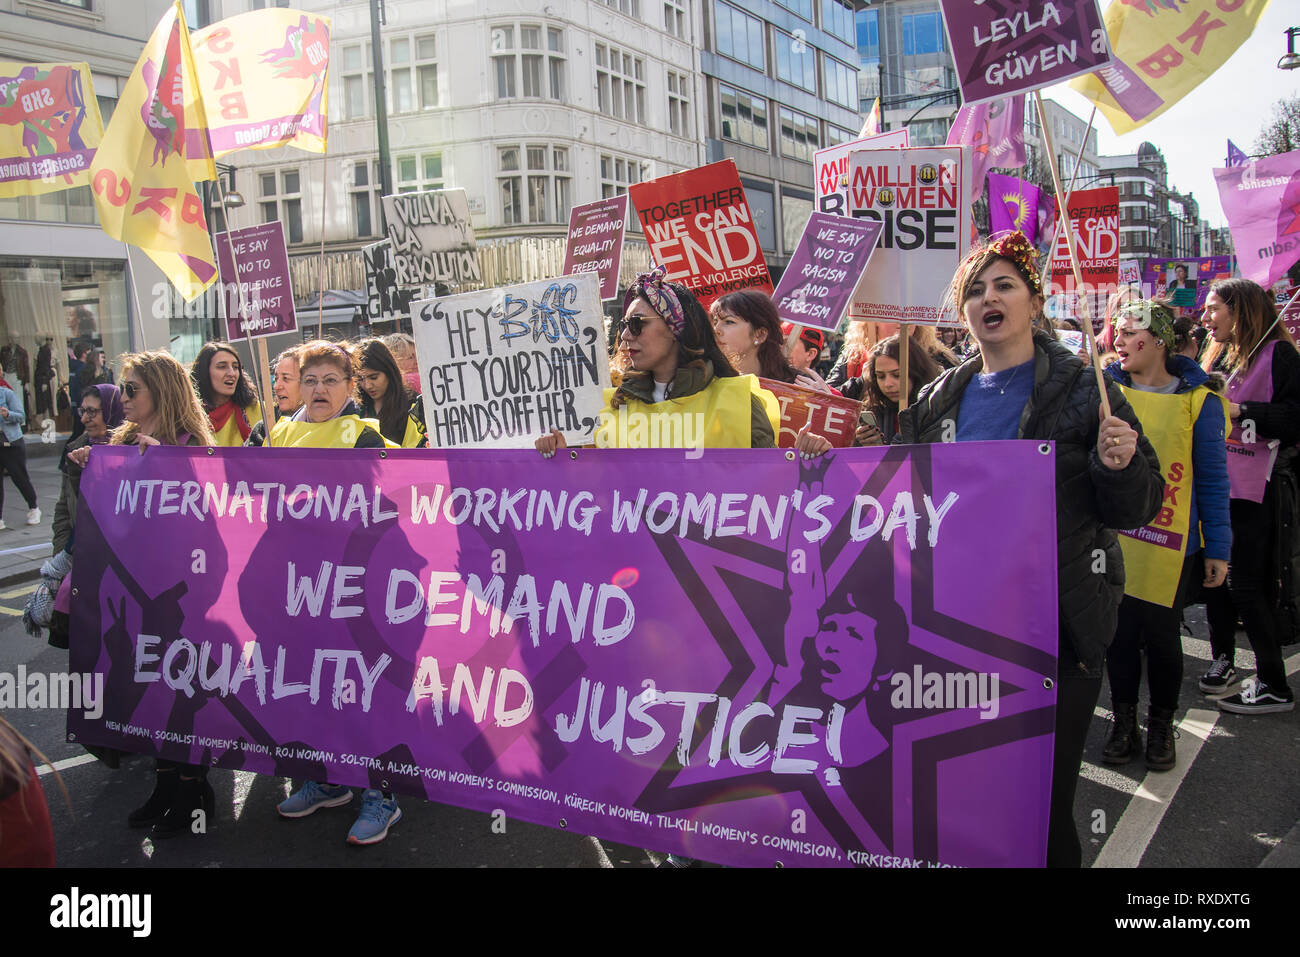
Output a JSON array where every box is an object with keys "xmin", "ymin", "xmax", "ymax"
[
  {"xmin": 620, "ymin": 315, "xmax": 649, "ymax": 338},
  {"xmin": 121, "ymin": 382, "xmax": 143, "ymax": 399}
]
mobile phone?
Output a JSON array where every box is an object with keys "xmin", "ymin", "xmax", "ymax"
[{"xmin": 858, "ymin": 408, "xmax": 878, "ymax": 432}]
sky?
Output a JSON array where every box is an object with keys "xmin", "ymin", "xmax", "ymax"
[{"xmin": 1040, "ymin": 0, "xmax": 1299, "ymax": 229}]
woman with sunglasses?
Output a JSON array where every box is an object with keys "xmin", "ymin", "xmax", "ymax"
[
  {"xmin": 247, "ymin": 345, "xmax": 303, "ymax": 448},
  {"xmin": 537, "ymin": 268, "xmax": 831, "ymax": 455},
  {"xmin": 268, "ymin": 340, "xmax": 398, "ymax": 843},
  {"xmin": 896, "ymin": 232, "xmax": 1164, "ymax": 867},
  {"xmin": 353, "ymin": 338, "xmax": 427, "ymax": 448},
  {"xmin": 191, "ymin": 341, "xmax": 263, "ymax": 447}
]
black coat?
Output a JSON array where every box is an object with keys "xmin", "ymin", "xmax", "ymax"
[{"xmin": 896, "ymin": 330, "xmax": 1165, "ymax": 675}]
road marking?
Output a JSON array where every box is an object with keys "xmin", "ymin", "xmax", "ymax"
[
  {"xmin": 0, "ymin": 582, "xmax": 38, "ymax": 599},
  {"xmin": 0, "ymin": 605, "xmax": 20, "ymax": 616},
  {"xmin": 36, "ymin": 753, "xmax": 99, "ymax": 776},
  {"xmin": 0, "ymin": 543, "xmax": 51, "ymax": 556},
  {"xmin": 1092, "ymin": 707, "xmax": 1218, "ymax": 869}
]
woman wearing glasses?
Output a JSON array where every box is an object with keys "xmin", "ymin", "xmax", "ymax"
[
  {"xmin": 52, "ymin": 384, "xmax": 125, "ymax": 556},
  {"xmin": 191, "ymin": 341, "xmax": 263, "ymax": 447},
  {"xmin": 537, "ymin": 268, "xmax": 831, "ymax": 456}
]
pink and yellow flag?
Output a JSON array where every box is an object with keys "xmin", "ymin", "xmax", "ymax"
[
  {"xmin": 1071, "ymin": 0, "xmax": 1270, "ymax": 136},
  {"xmin": 90, "ymin": 2, "xmax": 217, "ymax": 301},
  {"xmin": 193, "ymin": 9, "xmax": 330, "ymax": 156},
  {"xmin": 0, "ymin": 61, "xmax": 104, "ymax": 198}
]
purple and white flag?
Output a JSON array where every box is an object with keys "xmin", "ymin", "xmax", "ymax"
[
  {"xmin": 1215, "ymin": 149, "xmax": 1300, "ymax": 289},
  {"xmin": 1227, "ymin": 140, "xmax": 1248, "ymax": 168},
  {"xmin": 947, "ymin": 96, "xmax": 1027, "ymax": 194}
]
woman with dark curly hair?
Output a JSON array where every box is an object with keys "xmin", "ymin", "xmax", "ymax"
[{"xmin": 190, "ymin": 341, "xmax": 262, "ymax": 446}]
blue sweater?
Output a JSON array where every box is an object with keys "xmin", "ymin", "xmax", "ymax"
[
  {"xmin": 1106, "ymin": 356, "xmax": 1231, "ymax": 561},
  {"xmin": 0, "ymin": 385, "xmax": 26, "ymax": 444}
]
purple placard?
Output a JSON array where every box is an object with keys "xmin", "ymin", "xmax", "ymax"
[
  {"xmin": 67, "ymin": 443, "xmax": 1059, "ymax": 867},
  {"xmin": 772, "ymin": 212, "xmax": 883, "ymax": 332},
  {"xmin": 214, "ymin": 220, "xmax": 297, "ymax": 340},
  {"xmin": 939, "ymin": 0, "xmax": 1111, "ymax": 106},
  {"xmin": 561, "ymin": 196, "xmax": 628, "ymax": 301}
]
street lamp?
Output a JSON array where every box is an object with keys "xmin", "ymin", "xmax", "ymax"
[{"xmin": 1279, "ymin": 27, "xmax": 1300, "ymax": 70}]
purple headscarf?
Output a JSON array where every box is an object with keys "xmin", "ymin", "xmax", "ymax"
[{"xmin": 86, "ymin": 382, "xmax": 125, "ymax": 442}]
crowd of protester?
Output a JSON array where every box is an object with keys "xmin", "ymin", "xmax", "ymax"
[{"xmin": 9, "ymin": 233, "xmax": 1299, "ymax": 869}]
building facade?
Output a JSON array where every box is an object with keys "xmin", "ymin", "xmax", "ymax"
[
  {"xmin": 856, "ymin": 0, "xmax": 957, "ymax": 145},
  {"xmin": 1099, "ymin": 142, "xmax": 1202, "ymax": 262}
]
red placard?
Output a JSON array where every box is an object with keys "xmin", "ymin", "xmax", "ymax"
[
  {"xmin": 628, "ymin": 159, "xmax": 772, "ymax": 310},
  {"xmin": 759, "ymin": 377, "xmax": 860, "ymax": 449},
  {"xmin": 1049, "ymin": 186, "xmax": 1119, "ymax": 291}
]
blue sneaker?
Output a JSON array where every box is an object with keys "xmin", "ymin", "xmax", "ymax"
[
  {"xmin": 277, "ymin": 781, "xmax": 353, "ymax": 818},
  {"xmin": 347, "ymin": 789, "xmax": 401, "ymax": 845}
]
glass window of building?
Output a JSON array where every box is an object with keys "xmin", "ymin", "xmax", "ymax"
[
  {"xmin": 775, "ymin": 0, "xmax": 812, "ymax": 22},
  {"xmin": 390, "ymin": 37, "xmax": 413, "ymax": 113},
  {"xmin": 351, "ymin": 160, "xmax": 384, "ymax": 239},
  {"xmin": 394, "ymin": 153, "xmax": 444, "ymax": 194},
  {"xmin": 342, "ymin": 43, "xmax": 372, "ymax": 120},
  {"xmin": 778, "ymin": 107, "xmax": 818, "ymax": 163},
  {"xmin": 417, "ymin": 34, "xmax": 438, "ymax": 109},
  {"xmin": 668, "ymin": 71, "xmax": 690, "ymax": 138},
  {"xmin": 714, "ymin": 1, "xmax": 765, "ymax": 72},
  {"xmin": 775, "ymin": 28, "xmax": 816, "ymax": 92},
  {"xmin": 595, "ymin": 43, "xmax": 645, "ymax": 123},
  {"xmin": 664, "ymin": 0, "xmax": 686, "ymax": 38},
  {"xmin": 720, "ymin": 84, "xmax": 768, "ymax": 152},
  {"xmin": 260, "ymin": 168, "xmax": 303, "ymax": 244},
  {"xmin": 824, "ymin": 124, "xmax": 856, "ymax": 147},
  {"xmin": 744, "ymin": 182, "xmax": 777, "ymax": 252},
  {"xmin": 602, "ymin": 0, "xmax": 641, "ymax": 17},
  {"xmin": 600, "ymin": 153, "xmax": 647, "ymax": 231},
  {"xmin": 499, "ymin": 145, "xmax": 569, "ymax": 225},
  {"xmin": 856, "ymin": 8, "xmax": 879, "ymax": 59},
  {"xmin": 823, "ymin": 55, "xmax": 856, "ymax": 109},
  {"xmin": 493, "ymin": 24, "xmax": 565, "ymax": 100},
  {"xmin": 822, "ymin": 0, "xmax": 854, "ymax": 45},
  {"xmin": 901, "ymin": 11, "xmax": 946, "ymax": 55},
  {"xmin": 781, "ymin": 189, "xmax": 814, "ymax": 255}
]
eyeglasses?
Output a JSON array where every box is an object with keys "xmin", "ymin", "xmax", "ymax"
[
  {"xmin": 300, "ymin": 376, "xmax": 348, "ymax": 390},
  {"xmin": 121, "ymin": 382, "xmax": 144, "ymax": 399},
  {"xmin": 272, "ymin": 374, "xmax": 299, "ymax": 385},
  {"xmin": 78, "ymin": 406, "xmax": 101, "ymax": 418},
  {"xmin": 620, "ymin": 316, "xmax": 649, "ymax": 338}
]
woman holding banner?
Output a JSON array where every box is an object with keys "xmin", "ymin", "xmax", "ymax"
[
  {"xmin": 269, "ymin": 340, "xmax": 399, "ymax": 842},
  {"xmin": 1197, "ymin": 279, "xmax": 1300, "ymax": 714},
  {"xmin": 537, "ymin": 267, "xmax": 827, "ymax": 455},
  {"xmin": 896, "ymin": 231, "xmax": 1164, "ymax": 868},
  {"xmin": 191, "ymin": 342, "xmax": 263, "ymax": 447},
  {"xmin": 246, "ymin": 345, "xmax": 303, "ymax": 447},
  {"xmin": 353, "ymin": 338, "xmax": 427, "ymax": 448},
  {"xmin": 1101, "ymin": 302, "xmax": 1231, "ymax": 770},
  {"xmin": 709, "ymin": 290, "xmax": 832, "ymax": 393}
]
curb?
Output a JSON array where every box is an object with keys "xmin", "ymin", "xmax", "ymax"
[
  {"xmin": 1259, "ymin": 820, "xmax": 1300, "ymax": 868},
  {"xmin": 0, "ymin": 567, "xmax": 41, "ymax": 590}
]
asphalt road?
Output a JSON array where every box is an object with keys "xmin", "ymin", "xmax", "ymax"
[{"xmin": 1, "ymin": 590, "xmax": 1295, "ymax": 868}]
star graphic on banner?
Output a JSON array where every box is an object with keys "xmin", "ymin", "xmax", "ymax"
[
  {"xmin": 625, "ymin": 447, "xmax": 1056, "ymax": 864},
  {"xmin": 1001, "ymin": 192, "xmax": 1031, "ymax": 231},
  {"xmin": 1280, "ymin": 202, "xmax": 1300, "ymax": 237}
]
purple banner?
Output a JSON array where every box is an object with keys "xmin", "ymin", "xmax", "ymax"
[
  {"xmin": 939, "ymin": 0, "xmax": 1111, "ymax": 106},
  {"xmin": 215, "ymin": 220, "xmax": 297, "ymax": 341},
  {"xmin": 206, "ymin": 113, "xmax": 326, "ymax": 155},
  {"xmin": 771, "ymin": 212, "xmax": 883, "ymax": 332},
  {"xmin": 1215, "ymin": 151, "xmax": 1300, "ymax": 289},
  {"xmin": 988, "ymin": 173, "xmax": 1046, "ymax": 245},
  {"xmin": 0, "ymin": 146, "xmax": 94, "ymax": 184},
  {"xmin": 561, "ymin": 196, "xmax": 628, "ymax": 301},
  {"xmin": 946, "ymin": 96, "xmax": 1026, "ymax": 195},
  {"xmin": 68, "ymin": 443, "xmax": 1059, "ymax": 867}
]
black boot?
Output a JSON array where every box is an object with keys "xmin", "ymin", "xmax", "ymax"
[
  {"xmin": 1146, "ymin": 706, "xmax": 1178, "ymax": 772},
  {"xmin": 127, "ymin": 767, "xmax": 178, "ymax": 828},
  {"xmin": 150, "ymin": 776, "xmax": 215, "ymax": 840},
  {"xmin": 1102, "ymin": 702, "xmax": 1141, "ymax": 765}
]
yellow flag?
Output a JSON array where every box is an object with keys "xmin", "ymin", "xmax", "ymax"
[
  {"xmin": 0, "ymin": 61, "xmax": 104, "ymax": 198},
  {"xmin": 1071, "ymin": 0, "xmax": 1271, "ymax": 136},
  {"xmin": 90, "ymin": 2, "xmax": 217, "ymax": 301},
  {"xmin": 193, "ymin": 9, "xmax": 331, "ymax": 156}
]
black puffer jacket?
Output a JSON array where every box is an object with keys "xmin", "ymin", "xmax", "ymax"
[{"xmin": 897, "ymin": 330, "xmax": 1165, "ymax": 675}]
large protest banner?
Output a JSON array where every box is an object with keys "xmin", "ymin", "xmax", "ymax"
[
  {"xmin": 383, "ymin": 187, "xmax": 482, "ymax": 287},
  {"xmin": 192, "ymin": 9, "xmax": 330, "ymax": 156},
  {"xmin": 1215, "ymin": 151, "xmax": 1300, "ymax": 290},
  {"xmin": 1071, "ymin": 0, "xmax": 1268, "ymax": 135},
  {"xmin": 628, "ymin": 159, "xmax": 771, "ymax": 310},
  {"xmin": 814, "ymin": 128, "xmax": 909, "ymax": 218},
  {"xmin": 215, "ymin": 220, "xmax": 297, "ymax": 340},
  {"xmin": 410, "ymin": 273, "xmax": 610, "ymax": 449},
  {"xmin": 561, "ymin": 196, "xmax": 628, "ymax": 301},
  {"xmin": 68, "ymin": 441, "xmax": 1059, "ymax": 868},
  {"xmin": 771, "ymin": 213, "xmax": 883, "ymax": 332},
  {"xmin": 362, "ymin": 240, "xmax": 421, "ymax": 325},
  {"xmin": 759, "ymin": 377, "xmax": 860, "ymax": 449},
  {"xmin": 939, "ymin": 0, "xmax": 1110, "ymax": 105},
  {"xmin": 847, "ymin": 146, "xmax": 970, "ymax": 324},
  {"xmin": 1048, "ymin": 186, "xmax": 1118, "ymax": 292},
  {"xmin": 0, "ymin": 61, "xmax": 104, "ymax": 198}
]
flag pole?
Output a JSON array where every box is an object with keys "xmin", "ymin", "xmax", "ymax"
[
  {"xmin": 898, "ymin": 324, "xmax": 910, "ymax": 412},
  {"xmin": 1038, "ymin": 103, "xmax": 1096, "ymax": 293},
  {"xmin": 317, "ymin": 145, "xmax": 329, "ymax": 338},
  {"xmin": 214, "ymin": 176, "xmax": 276, "ymax": 446},
  {"xmin": 1033, "ymin": 90, "xmax": 1112, "ymax": 422}
]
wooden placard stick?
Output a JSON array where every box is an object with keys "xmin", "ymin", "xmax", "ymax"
[{"xmin": 898, "ymin": 322, "xmax": 911, "ymax": 412}]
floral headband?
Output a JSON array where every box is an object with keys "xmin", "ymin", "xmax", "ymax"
[
  {"xmin": 1113, "ymin": 300, "xmax": 1176, "ymax": 348},
  {"xmin": 624, "ymin": 264, "xmax": 686, "ymax": 340},
  {"xmin": 987, "ymin": 230, "xmax": 1042, "ymax": 295}
]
